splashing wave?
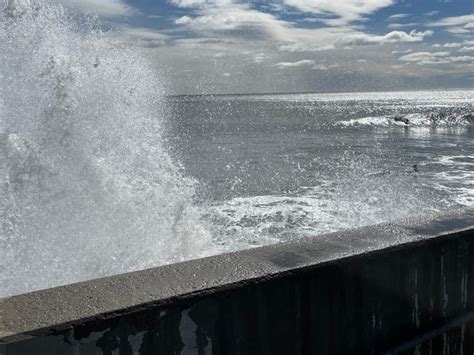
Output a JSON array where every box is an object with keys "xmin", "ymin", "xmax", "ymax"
[{"xmin": 0, "ymin": 0, "xmax": 213, "ymax": 297}]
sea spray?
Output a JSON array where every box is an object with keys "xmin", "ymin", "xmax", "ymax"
[
  {"xmin": 0, "ymin": 0, "xmax": 212, "ymax": 297},
  {"xmin": 206, "ymin": 151, "xmax": 446, "ymax": 249}
]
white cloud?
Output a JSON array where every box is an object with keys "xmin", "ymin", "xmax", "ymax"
[
  {"xmin": 342, "ymin": 30, "xmax": 433, "ymax": 46},
  {"xmin": 442, "ymin": 42, "xmax": 463, "ymax": 48},
  {"xmin": 170, "ymin": 0, "xmax": 433, "ymax": 56},
  {"xmin": 172, "ymin": 1, "xmax": 341, "ymax": 51},
  {"xmin": 275, "ymin": 60, "xmax": 339, "ymax": 70},
  {"xmin": 424, "ymin": 14, "xmax": 473, "ymax": 40},
  {"xmin": 429, "ymin": 14, "xmax": 474, "ymax": 27},
  {"xmin": 174, "ymin": 3, "xmax": 289, "ymax": 33},
  {"xmin": 424, "ymin": 11, "xmax": 439, "ymax": 17},
  {"xmin": 400, "ymin": 51, "xmax": 449, "ymax": 60},
  {"xmin": 387, "ymin": 13, "xmax": 410, "ymax": 21},
  {"xmin": 276, "ymin": 28, "xmax": 429, "ymax": 52},
  {"xmin": 169, "ymin": 0, "xmax": 232, "ymax": 8},
  {"xmin": 275, "ymin": 59, "xmax": 315, "ymax": 68},
  {"xmin": 175, "ymin": 16, "xmax": 192, "ymax": 25},
  {"xmin": 392, "ymin": 49, "xmax": 412, "ymax": 54},
  {"xmin": 431, "ymin": 40, "xmax": 474, "ymax": 49},
  {"xmin": 53, "ymin": 0, "xmax": 135, "ymax": 16},
  {"xmin": 447, "ymin": 27, "xmax": 470, "ymax": 34},
  {"xmin": 459, "ymin": 46, "xmax": 474, "ymax": 53},
  {"xmin": 176, "ymin": 6, "xmax": 432, "ymax": 52},
  {"xmin": 399, "ymin": 51, "xmax": 474, "ymax": 65},
  {"xmin": 279, "ymin": 41, "xmax": 336, "ymax": 52},
  {"xmin": 448, "ymin": 56, "xmax": 474, "ymax": 62},
  {"xmin": 283, "ymin": 0, "xmax": 395, "ymax": 26}
]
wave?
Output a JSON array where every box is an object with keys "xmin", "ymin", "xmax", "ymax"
[
  {"xmin": 339, "ymin": 112, "xmax": 474, "ymax": 127},
  {"xmin": 0, "ymin": 0, "xmax": 213, "ymax": 297},
  {"xmin": 429, "ymin": 155, "xmax": 474, "ymax": 207},
  {"xmin": 205, "ymin": 156, "xmax": 450, "ymax": 252}
]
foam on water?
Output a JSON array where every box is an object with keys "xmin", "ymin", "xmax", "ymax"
[
  {"xmin": 206, "ymin": 154, "xmax": 448, "ymax": 252},
  {"xmin": 339, "ymin": 112, "xmax": 473, "ymax": 127},
  {"xmin": 0, "ymin": 0, "xmax": 213, "ymax": 297},
  {"xmin": 429, "ymin": 155, "xmax": 474, "ymax": 206}
]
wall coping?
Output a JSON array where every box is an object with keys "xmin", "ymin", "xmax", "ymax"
[{"xmin": 1, "ymin": 208, "xmax": 473, "ymax": 344}]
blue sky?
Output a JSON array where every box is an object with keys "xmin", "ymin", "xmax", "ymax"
[{"xmin": 56, "ymin": 0, "xmax": 473, "ymax": 93}]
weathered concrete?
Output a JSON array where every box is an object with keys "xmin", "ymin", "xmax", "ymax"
[{"xmin": 0, "ymin": 209, "xmax": 473, "ymax": 354}]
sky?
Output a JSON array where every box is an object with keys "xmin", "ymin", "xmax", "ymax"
[{"xmin": 56, "ymin": 0, "xmax": 473, "ymax": 94}]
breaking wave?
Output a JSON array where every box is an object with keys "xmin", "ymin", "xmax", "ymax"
[
  {"xmin": 205, "ymin": 153, "xmax": 448, "ymax": 252},
  {"xmin": 339, "ymin": 112, "xmax": 473, "ymax": 127},
  {"xmin": 429, "ymin": 155, "xmax": 474, "ymax": 207},
  {"xmin": 0, "ymin": 0, "xmax": 213, "ymax": 297}
]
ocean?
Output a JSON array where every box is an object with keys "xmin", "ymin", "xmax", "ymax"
[{"xmin": 166, "ymin": 90, "xmax": 473, "ymax": 251}]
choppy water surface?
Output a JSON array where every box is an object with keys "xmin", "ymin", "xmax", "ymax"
[
  {"xmin": 167, "ymin": 90, "xmax": 473, "ymax": 249},
  {"xmin": 0, "ymin": 0, "xmax": 473, "ymax": 297}
]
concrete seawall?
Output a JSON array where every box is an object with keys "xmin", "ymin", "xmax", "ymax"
[{"xmin": 1, "ymin": 209, "xmax": 473, "ymax": 354}]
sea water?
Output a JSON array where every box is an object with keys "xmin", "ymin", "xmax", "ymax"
[
  {"xmin": 0, "ymin": 0, "xmax": 473, "ymax": 297},
  {"xmin": 167, "ymin": 90, "xmax": 473, "ymax": 249}
]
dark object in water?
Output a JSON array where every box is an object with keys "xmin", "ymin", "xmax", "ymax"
[
  {"xmin": 392, "ymin": 113, "xmax": 473, "ymax": 126},
  {"xmin": 393, "ymin": 116, "xmax": 410, "ymax": 125},
  {"xmin": 463, "ymin": 113, "xmax": 474, "ymax": 124},
  {"xmin": 406, "ymin": 164, "xmax": 419, "ymax": 174}
]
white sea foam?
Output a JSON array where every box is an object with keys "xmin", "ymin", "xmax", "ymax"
[
  {"xmin": 339, "ymin": 112, "xmax": 473, "ymax": 127},
  {"xmin": 339, "ymin": 116, "xmax": 399, "ymax": 127},
  {"xmin": 206, "ymin": 159, "xmax": 446, "ymax": 252},
  {"xmin": 429, "ymin": 155, "xmax": 474, "ymax": 207},
  {"xmin": 0, "ymin": 0, "xmax": 213, "ymax": 297}
]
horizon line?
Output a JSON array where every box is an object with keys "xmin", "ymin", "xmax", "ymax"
[{"xmin": 165, "ymin": 87, "xmax": 474, "ymax": 98}]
